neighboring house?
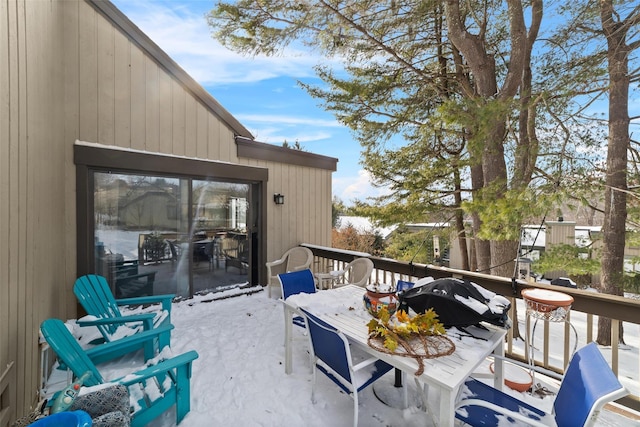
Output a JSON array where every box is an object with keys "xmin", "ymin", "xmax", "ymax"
[
  {"xmin": 344, "ymin": 216, "xmax": 640, "ymax": 279},
  {"xmin": 1, "ymin": 0, "xmax": 336, "ymax": 420},
  {"xmin": 118, "ymin": 191, "xmax": 178, "ymax": 230},
  {"xmin": 336, "ymin": 215, "xmax": 396, "ymax": 240}
]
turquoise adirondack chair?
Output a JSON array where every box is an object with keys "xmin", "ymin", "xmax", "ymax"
[
  {"xmin": 74, "ymin": 274, "xmax": 174, "ymax": 360},
  {"xmin": 41, "ymin": 318, "xmax": 198, "ymax": 427}
]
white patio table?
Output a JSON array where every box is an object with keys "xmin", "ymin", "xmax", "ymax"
[{"xmin": 283, "ymin": 284, "xmax": 506, "ymax": 427}]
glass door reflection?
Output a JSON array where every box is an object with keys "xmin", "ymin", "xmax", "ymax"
[
  {"xmin": 93, "ymin": 173, "xmax": 250, "ymax": 298},
  {"xmin": 190, "ymin": 181, "xmax": 249, "ymax": 294}
]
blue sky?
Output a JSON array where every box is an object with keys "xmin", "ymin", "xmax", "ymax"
[
  {"xmin": 110, "ymin": 1, "xmax": 640, "ymax": 208},
  {"xmin": 111, "ymin": 0, "xmax": 383, "ymax": 206}
]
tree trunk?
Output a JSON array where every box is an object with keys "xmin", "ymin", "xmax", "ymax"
[
  {"xmin": 470, "ymin": 163, "xmax": 491, "ymax": 273},
  {"xmin": 445, "ymin": 0, "xmax": 528, "ymax": 275},
  {"xmin": 454, "ymin": 168, "xmax": 470, "ymax": 271},
  {"xmin": 596, "ymin": 0, "xmax": 632, "ymax": 345}
]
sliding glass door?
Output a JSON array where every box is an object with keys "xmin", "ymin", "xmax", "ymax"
[{"xmin": 93, "ymin": 172, "xmax": 250, "ymax": 298}]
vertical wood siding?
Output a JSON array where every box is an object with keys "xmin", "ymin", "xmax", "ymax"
[
  {"xmin": 1, "ymin": 0, "xmax": 71, "ymax": 418},
  {"xmin": 241, "ymin": 158, "xmax": 333, "ymax": 259},
  {"xmin": 0, "ymin": 0, "xmax": 12, "ymax": 422},
  {"xmin": 1, "ymin": 0, "xmax": 333, "ymax": 420}
]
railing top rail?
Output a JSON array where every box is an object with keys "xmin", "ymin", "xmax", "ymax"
[
  {"xmin": 306, "ymin": 246, "xmax": 640, "ymax": 324},
  {"xmin": 301, "ymin": 243, "xmax": 370, "ymax": 257}
]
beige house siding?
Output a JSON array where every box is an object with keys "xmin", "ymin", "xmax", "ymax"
[
  {"xmin": 2, "ymin": 0, "xmax": 70, "ymax": 418},
  {"xmin": 543, "ymin": 221, "xmax": 577, "ymax": 280},
  {"xmin": 1, "ymin": 0, "xmax": 336, "ymax": 420},
  {"xmin": 65, "ymin": 0, "xmax": 247, "ymax": 161},
  {"xmin": 237, "ymin": 139, "xmax": 335, "ymax": 258}
]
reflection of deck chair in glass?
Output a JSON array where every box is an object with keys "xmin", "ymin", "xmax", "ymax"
[
  {"xmin": 113, "ymin": 259, "xmax": 156, "ymax": 298},
  {"xmin": 167, "ymin": 240, "xmax": 181, "ymax": 263},
  {"xmin": 204, "ymin": 241, "xmax": 219, "ymax": 271},
  {"xmin": 224, "ymin": 239, "xmax": 249, "ymax": 273},
  {"xmin": 74, "ymin": 274, "xmax": 174, "ymax": 360},
  {"xmin": 455, "ymin": 342, "xmax": 628, "ymax": 427},
  {"xmin": 266, "ymin": 247, "xmax": 314, "ymax": 298},
  {"xmin": 41, "ymin": 318, "xmax": 198, "ymax": 427}
]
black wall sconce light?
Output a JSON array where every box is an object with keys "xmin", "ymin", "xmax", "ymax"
[{"xmin": 274, "ymin": 193, "xmax": 285, "ymax": 205}]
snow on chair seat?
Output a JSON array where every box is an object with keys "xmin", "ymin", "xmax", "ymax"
[
  {"xmin": 74, "ymin": 274, "xmax": 174, "ymax": 360},
  {"xmin": 455, "ymin": 342, "xmax": 628, "ymax": 426},
  {"xmin": 41, "ymin": 318, "xmax": 198, "ymax": 427}
]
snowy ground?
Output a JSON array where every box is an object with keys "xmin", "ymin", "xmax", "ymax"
[{"xmin": 45, "ymin": 286, "xmax": 639, "ymax": 426}]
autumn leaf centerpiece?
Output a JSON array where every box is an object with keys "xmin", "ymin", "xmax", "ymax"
[{"xmin": 367, "ymin": 306, "xmax": 455, "ymax": 375}]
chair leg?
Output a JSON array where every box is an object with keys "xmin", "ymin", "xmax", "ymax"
[
  {"xmin": 175, "ymin": 363, "xmax": 193, "ymax": 424},
  {"xmin": 159, "ymin": 329, "xmax": 171, "ymax": 351},
  {"xmin": 311, "ymin": 366, "xmax": 317, "ymax": 404},
  {"xmin": 353, "ymin": 391, "xmax": 359, "ymax": 427}
]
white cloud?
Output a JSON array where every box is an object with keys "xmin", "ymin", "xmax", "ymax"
[
  {"xmin": 334, "ymin": 170, "xmax": 391, "ymax": 205},
  {"xmin": 248, "ymin": 128, "xmax": 333, "ymax": 144},
  {"xmin": 113, "ymin": 0, "xmax": 370, "ymax": 204},
  {"xmin": 113, "ymin": 0, "xmax": 324, "ymax": 85},
  {"xmin": 236, "ymin": 114, "xmax": 341, "ymax": 128}
]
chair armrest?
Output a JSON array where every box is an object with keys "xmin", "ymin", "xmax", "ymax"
[
  {"xmin": 84, "ymin": 325, "xmax": 175, "ymax": 364},
  {"xmin": 116, "ymin": 294, "xmax": 175, "ymax": 312},
  {"xmin": 115, "ymin": 350, "xmax": 200, "ymax": 386},
  {"xmin": 265, "ymin": 258, "xmax": 286, "ymax": 269},
  {"xmin": 77, "ymin": 313, "xmax": 156, "ymax": 329},
  {"xmin": 352, "ymin": 356, "xmax": 381, "ymax": 371},
  {"xmin": 490, "ymin": 354, "xmax": 563, "ymax": 381},
  {"xmin": 455, "ymin": 399, "xmax": 549, "ymax": 427},
  {"xmin": 265, "ymin": 258, "xmax": 286, "ymax": 271},
  {"xmin": 266, "ymin": 258, "xmax": 287, "ymax": 281}
]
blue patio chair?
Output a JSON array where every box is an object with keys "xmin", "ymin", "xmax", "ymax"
[
  {"xmin": 300, "ymin": 308, "xmax": 394, "ymax": 427},
  {"xmin": 455, "ymin": 342, "xmax": 628, "ymax": 426},
  {"xmin": 27, "ymin": 411, "xmax": 92, "ymax": 427},
  {"xmin": 278, "ymin": 269, "xmax": 317, "ymax": 328},
  {"xmin": 396, "ymin": 280, "xmax": 415, "ymax": 293},
  {"xmin": 74, "ymin": 274, "xmax": 174, "ymax": 360},
  {"xmin": 41, "ymin": 318, "xmax": 198, "ymax": 427}
]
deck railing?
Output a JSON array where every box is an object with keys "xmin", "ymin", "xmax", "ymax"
[{"xmin": 302, "ymin": 243, "xmax": 640, "ymax": 412}]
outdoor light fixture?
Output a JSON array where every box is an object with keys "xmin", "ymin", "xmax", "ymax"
[{"xmin": 274, "ymin": 193, "xmax": 285, "ymax": 205}]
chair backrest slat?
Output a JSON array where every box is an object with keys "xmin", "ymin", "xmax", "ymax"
[
  {"xmin": 40, "ymin": 319, "xmax": 103, "ymax": 386},
  {"xmin": 74, "ymin": 275, "xmax": 122, "ymax": 337}
]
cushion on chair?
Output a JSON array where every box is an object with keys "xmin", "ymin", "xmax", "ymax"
[
  {"xmin": 70, "ymin": 384, "xmax": 130, "ymax": 426},
  {"xmin": 91, "ymin": 412, "xmax": 130, "ymax": 427}
]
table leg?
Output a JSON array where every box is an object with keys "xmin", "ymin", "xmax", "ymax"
[
  {"xmin": 401, "ymin": 370, "xmax": 408, "ymax": 408},
  {"xmin": 493, "ymin": 340, "xmax": 505, "ymax": 390},
  {"xmin": 283, "ymin": 305, "xmax": 293, "ymax": 374},
  {"xmin": 439, "ymin": 389, "xmax": 455, "ymax": 427}
]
